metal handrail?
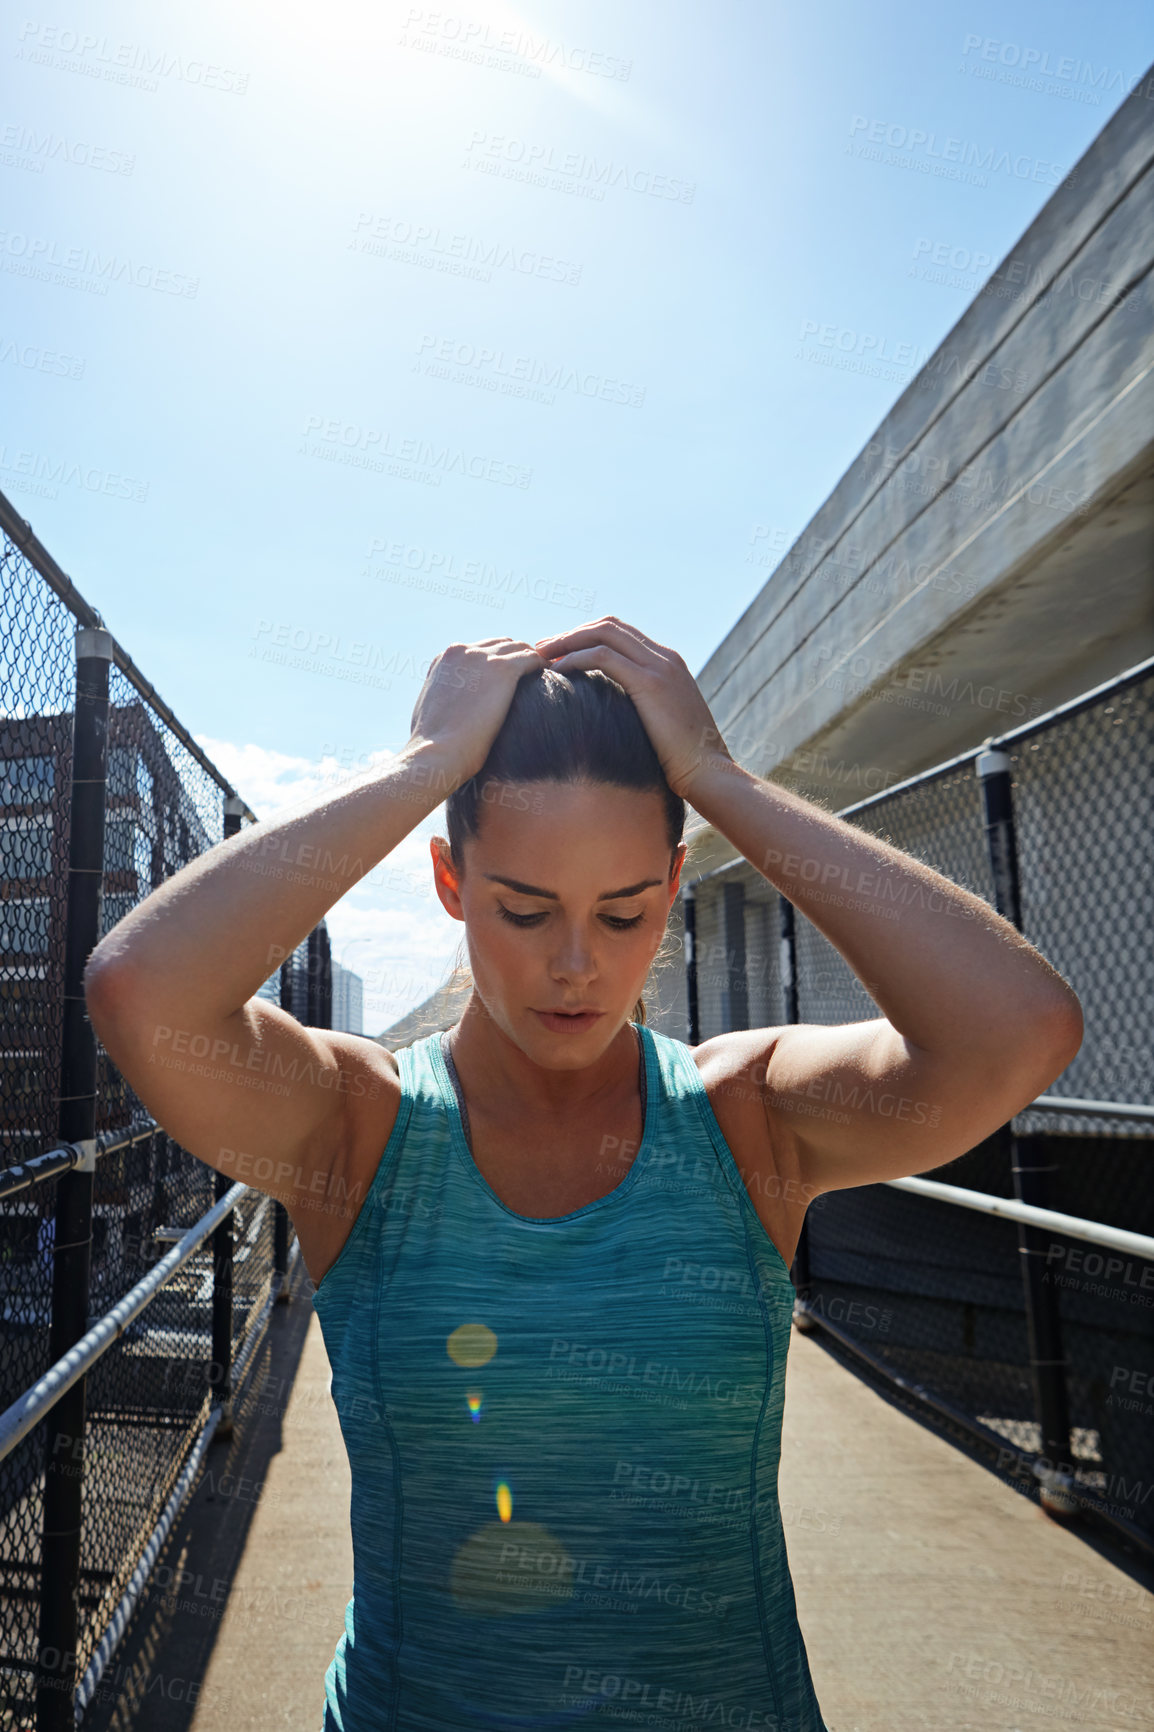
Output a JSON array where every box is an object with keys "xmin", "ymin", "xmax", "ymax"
[
  {"xmin": 71, "ymin": 1230, "xmax": 302, "ymax": 1724},
  {"xmin": 884, "ymin": 1174, "xmax": 1154, "ymax": 1260},
  {"xmin": 0, "ymin": 1117, "xmax": 165, "ymax": 1201},
  {"xmin": 0, "ymin": 1182, "xmax": 249, "ymax": 1465},
  {"xmin": 94, "ymin": 1116, "xmax": 165, "ymax": 1158},
  {"xmin": 0, "ymin": 1145, "xmax": 82, "ymax": 1202},
  {"xmin": 1021, "ymin": 1094, "xmax": 1154, "ymax": 1124}
]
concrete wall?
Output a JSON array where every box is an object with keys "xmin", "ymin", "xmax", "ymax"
[{"xmin": 694, "ymin": 70, "xmax": 1154, "ymax": 852}]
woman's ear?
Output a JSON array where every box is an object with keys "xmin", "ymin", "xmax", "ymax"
[
  {"xmin": 668, "ymin": 842, "xmax": 688, "ymax": 902},
  {"xmin": 430, "ymin": 836, "xmax": 465, "ymax": 921}
]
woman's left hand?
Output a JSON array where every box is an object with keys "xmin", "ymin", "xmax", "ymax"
[{"xmin": 534, "ymin": 616, "xmax": 733, "ymax": 802}]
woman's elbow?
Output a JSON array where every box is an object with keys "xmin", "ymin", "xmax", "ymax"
[
  {"xmin": 1033, "ymin": 986, "xmax": 1084, "ymax": 1083},
  {"xmin": 83, "ymin": 952, "xmax": 148, "ymax": 1048}
]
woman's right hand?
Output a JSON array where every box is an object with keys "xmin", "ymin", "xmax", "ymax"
[{"xmin": 408, "ymin": 638, "xmax": 545, "ymax": 784}]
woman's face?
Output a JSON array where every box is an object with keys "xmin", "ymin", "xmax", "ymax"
[{"xmin": 432, "ymin": 780, "xmax": 686, "ymax": 1068}]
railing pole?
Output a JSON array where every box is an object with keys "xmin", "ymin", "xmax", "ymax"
[
  {"xmin": 210, "ymin": 798, "xmax": 247, "ymax": 1432},
  {"xmin": 976, "ymin": 743, "xmax": 1076, "ymax": 1517},
  {"xmin": 682, "ymin": 885, "xmax": 699, "ymax": 1047},
  {"xmin": 722, "ymin": 879, "xmax": 749, "ymax": 1031},
  {"xmin": 36, "ymin": 625, "xmax": 113, "ymax": 1731},
  {"xmin": 780, "ymin": 897, "xmax": 815, "ymax": 1322},
  {"xmin": 273, "ymin": 949, "xmax": 294, "ymax": 1299},
  {"xmin": 319, "ymin": 923, "xmax": 332, "ymax": 1030}
]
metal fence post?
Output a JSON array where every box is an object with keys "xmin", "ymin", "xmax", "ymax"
[
  {"xmin": 976, "ymin": 743, "xmax": 1077, "ymax": 1517},
  {"xmin": 36, "ymin": 625, "xmax": 113, "ymax": 1731},
  {"xmin": 780, "ymin": 897, "xmax": 815, "ymax": 1323},
  {"xmin": 210, "ymin": 798, "xmax": 248, "ymax": 1431},
  {"xmin": 319, "ymin": 923, "xmax": 332, "ymax": 1030},
  {"xmin": 683, "ymin": 885, "xmax": 699, "ymax": 1046},
  {"xmin": 779, "ymin": 896, "xmax": 799, "ymax": 1028},
  {"xmin": 722, "ymin": 880, "xmax": 749, "ymax": 1031},
  {"xmin": 272, "ymin": 948, "xmax": 294, "ymax": 1297}
]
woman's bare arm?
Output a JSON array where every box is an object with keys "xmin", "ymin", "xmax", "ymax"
[
  {"xmin": 535, "ymin": 616, "xmax": 1084, "ymax": 1197},
  {"xmin": 681, "ymin": 755, "xmax": 1082, "ymax": 1192},
  {"xmin": 84, "ymin": 639, "xmax": 544, "ymax": 1206}
]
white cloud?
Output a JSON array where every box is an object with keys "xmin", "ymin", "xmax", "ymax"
[{"xmin": 195, "ymin": 735, "xmax": 464, "ymax": 1035}]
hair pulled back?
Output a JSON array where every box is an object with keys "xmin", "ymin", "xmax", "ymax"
[{"xmin": 444, "ymin": 666, "xmax": 686, "ymax": 1025}]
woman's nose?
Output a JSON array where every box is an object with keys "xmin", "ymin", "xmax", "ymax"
[{"xmin": 548, "ymin": 927, "xmax": 597, "ymax": 983}]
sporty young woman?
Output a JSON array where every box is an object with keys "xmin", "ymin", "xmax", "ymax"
[{"xmin": 85, "ymin": 619, "xmax": 1083, "ymax": 1732}]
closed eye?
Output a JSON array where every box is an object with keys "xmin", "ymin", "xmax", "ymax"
[{"xmin": 496, "ymin": 905, "xmax": 644, "ymax": 931}]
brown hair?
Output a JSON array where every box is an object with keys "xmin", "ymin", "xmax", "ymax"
[{"xmin": 443, "ymin": 666, "xmax": 686, "ymax": 1024}]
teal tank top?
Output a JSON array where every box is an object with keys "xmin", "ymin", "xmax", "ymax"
[{"xmin": 311, "ymin": 1022, "xmax": 829, "ymax": 1732}]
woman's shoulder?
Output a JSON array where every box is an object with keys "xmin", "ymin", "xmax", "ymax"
[
  {"xmin": 290, "ymin": 1033, "xmax": 404, "ymax": 1290},
  {"xmin": 645, "ymin": 1022, "xmax": 783, "ymax": 1089}
]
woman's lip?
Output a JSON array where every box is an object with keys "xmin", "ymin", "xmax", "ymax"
[{"xmin": 533, "ymin": 1008, "xmax": 604, "ymax": 1023}]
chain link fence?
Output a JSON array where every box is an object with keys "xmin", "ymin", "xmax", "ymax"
[
  {"xmin": 0, "ymin": 495, "xmax": 328, "ymax": 1729},
  {"xmin": 683, "ymin": 659, "xmax": 1154, "ymax": 1561}
]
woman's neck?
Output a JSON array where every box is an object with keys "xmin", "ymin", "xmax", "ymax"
[{"xmin": 448, "ymin": 995, "xmax": 641, "ymax": 1128}]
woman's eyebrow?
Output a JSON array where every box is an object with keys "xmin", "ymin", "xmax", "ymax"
[{"xmin": 483, "ymin": 874, "xmax": 662, "ymax": 901}]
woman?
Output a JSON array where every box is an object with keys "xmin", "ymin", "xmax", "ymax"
[{"xmin": 85, "ymin": 618, "xmax": 1083, "ymax": 1731}]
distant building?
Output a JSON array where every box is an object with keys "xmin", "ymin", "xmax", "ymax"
[
  {"xmin": 331, "ymin": 960, "xmax": 364, "ymax": 1036},
  {"xmin": 0, "ymin": 698, "xmax": 217, "ymax": 1159},
  {"xmin": 254, "ymin": 971, "xmax": 280, "ymax": 1006}
]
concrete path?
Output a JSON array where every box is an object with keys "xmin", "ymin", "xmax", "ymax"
[
  {"xmin": 781, "ymin": 1328, "xmax": 1153, "ymax": 1731},
  {"xmin": 88, "ymin": 1263, "xmax": 1153, "ymax": 1732}
]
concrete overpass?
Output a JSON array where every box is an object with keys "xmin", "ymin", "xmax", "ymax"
[{"xmin": 691, "ymin": 69, "xmax": 1154, "ymax": 873}]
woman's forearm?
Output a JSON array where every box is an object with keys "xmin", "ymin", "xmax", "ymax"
[
  {"xmin": 686, "ymin": 757, "xmax": 1081, "ymax": 1060},
  {"xmin": 86, "ymin": 738, "xmax": 457, "ymax": 1020}
]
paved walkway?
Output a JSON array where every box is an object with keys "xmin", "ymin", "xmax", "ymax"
[{"xmin": 89, "ymin": 1261, "xmax": 1154, "ymax": 1732}]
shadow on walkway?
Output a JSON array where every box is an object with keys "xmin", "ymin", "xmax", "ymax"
[{"xmin": 83, "ymin": 1258, "xmax": 349, "ymax": 1732}]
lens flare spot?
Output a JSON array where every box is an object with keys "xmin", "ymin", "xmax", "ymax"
[
  {"xmin": 447, "ymin": 1323, "xmax": 498, "ymax": 1367},
  {"xmin": 450, "ymin": 1521, "xmax": 572, "ymax": 1615},
  {"xmin": 466, "ymin": 1392, "xmax": 484, "ymax": 1422},
  {"xmin": 495, "ymin": 1481, "xmax": 513, "ymax": 1522}
]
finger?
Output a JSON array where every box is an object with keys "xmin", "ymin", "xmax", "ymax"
[
  {"xmin": 537, "ymin": 615, "xmax": 645, "ymax": 648},
  {"xmin": 548, "ymin": 644, "xmax": 643, "ymax": 686},
  {"xmin": 537, "ymin": 618, "xmax": 663, "ymax": 664}
]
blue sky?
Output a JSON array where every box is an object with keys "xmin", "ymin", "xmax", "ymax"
[{"xmin": 5, "ymin": 0, "xmax": 1151, "ymax": 1029}]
